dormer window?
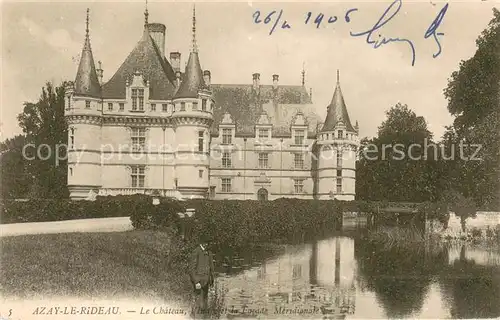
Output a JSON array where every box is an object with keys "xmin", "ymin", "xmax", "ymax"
[
  {"xmin": 338, "ymin": 130, "xmax": 344, "ymax": 139},
  {"xmin": 294, "ymin": 130, "xmax": 305, "ymax": 145},
  {"xmin": 222, "ymin": 128, "xmax": 232, "ymax": 145},
  {"xmin": 132, "ymin": 89, "xmax": 144, "ymax": 111},
  {"xmin": 258, "ymin": 129, "xmax": 270, "ymax": 140},
  {"xmin": 85, "ymin": 100, "xmax": 90, "ymax": 109},
  {"xmin": 202, "ymin": 99, "xmax": 207, "ymax": 111}
]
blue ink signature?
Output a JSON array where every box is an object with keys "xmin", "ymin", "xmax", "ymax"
[
  {"xmin": 349, "ymin": 0, "xmax": 416, "ymax": 66},
  {"xmin": 425, "ymin": 3, "xmax": 448, "ymax": 58}
]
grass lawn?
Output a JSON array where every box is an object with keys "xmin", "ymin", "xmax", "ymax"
[{"xmin": 0, "ymin": 230, "xmax": 192, "ymax": 303}]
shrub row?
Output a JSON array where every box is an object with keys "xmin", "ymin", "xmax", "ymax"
[
  {"xmin": 1, "ymin": 197, "xmax": 456, "ymax": 225},
  {"xmin": 0, "ymin": 195, "xmax": 175, "ymax": 225},
  {"xmin": 178, "ymin": 198, "xmax": 343, "ymax": 249}
]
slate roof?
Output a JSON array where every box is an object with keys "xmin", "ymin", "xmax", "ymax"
[
  {"xmin": 74, "ymin": 28, "xmax": 101, "ymax": 98},
  {"xmin": 173, "ymin": 51, "xmax": 206, "ymax": 99},
  {"xmin": 210, "ymin": 84, "xmax": 318, "ymax": 135},
  {"xmin": 321, "ymin": 79, "xmax": 355, "ymax": 132},
  {"xmin": 101, "ymin": 28, "xmax": 177, "ymax": 100}
]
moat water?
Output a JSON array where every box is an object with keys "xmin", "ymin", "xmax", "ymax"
[{"xmin": 212, "ymin": 224, "xmax": 500, "ymax": 319}]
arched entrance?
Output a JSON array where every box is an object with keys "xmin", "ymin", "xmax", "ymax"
[{"xmin": 257, "ymin": 188, "xmax": 268, "ymax": 201}]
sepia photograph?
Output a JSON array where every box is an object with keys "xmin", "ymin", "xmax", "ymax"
[{"xmin": 1, "ymin": 0, "xmax": 499, "ymax": 319}]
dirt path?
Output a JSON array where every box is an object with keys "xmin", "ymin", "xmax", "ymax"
[{"xmin": 0, "ymin": 217, "xmax": 132, "ymax": 237}]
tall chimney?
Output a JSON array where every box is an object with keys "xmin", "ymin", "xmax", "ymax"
[
  {"xmin": 175, "ymin": 71, "xmax": 181, "ymax": 87},
  {"xmin": 147, "ymin": 23, "xmax": 166, "ymax": 56},
  {"xmin": 252, "ymin": 73, "xmax": 260, "ymax": 90},
  {"xmin": 203, "ymin": 70, "xmax": 211, "ymax": 87},
  {"xmin": 96, "ymin": 61, "xmax": 103, "ymax": 85},
  {"xmin": 170, "ymin": 52, "xmax": 181, "ymax": 73},
  {"xmin": 272, "ymin": 74, "xmax": 279, "ymax": 89}
]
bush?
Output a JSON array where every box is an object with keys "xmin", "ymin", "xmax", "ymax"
[
  {"xmin": 129, "ymin": 198, "xmax": 344, "ymax": 250},
  {"xmin": 0, "ymin": 194, "xmax": 180, "ymax": 225}
]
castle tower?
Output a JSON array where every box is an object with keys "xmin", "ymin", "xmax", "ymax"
[
  {"xmin": 65, "ymin": 8, "xmax": 103, "ymax": 200},
  {"xmin": 316, "ymin": 71, "xmax": 359, "ymax": 200},
  {"xmin": 171, "ymin": 5, "xmax": 214, "ymax": 199}
]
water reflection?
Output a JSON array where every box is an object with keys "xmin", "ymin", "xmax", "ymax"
[{"xmin": 214, "ymin": 236, "xmax": 500, "ymax": 319}]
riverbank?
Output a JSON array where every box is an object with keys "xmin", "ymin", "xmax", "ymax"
[{"xmin": 364, "ymin": 224, "xmax": 500, "ymax": 250}]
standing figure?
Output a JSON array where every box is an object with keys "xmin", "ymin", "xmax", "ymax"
[{"xmin": 189, "ymin": 234, "xmax": 215, "ymax": 314}]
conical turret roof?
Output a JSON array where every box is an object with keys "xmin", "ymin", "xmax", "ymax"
[
  {"xmin": 321, "ymin": 71, "xmax": 354, "ymax": 132},
  {"xmin": 174, "ymin": 51, "xmax": 206, "ymax": 99},
  {"xmin": 173, "ymin": 5, "xmax": 207, "ymax": 99},
  {"xmin": 74, "ymin": 9, "xmax": 101, "ymax": 98}
]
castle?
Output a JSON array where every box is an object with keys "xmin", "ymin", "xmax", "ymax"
[{"xmin": 64, "ymin": 6, "xmax": 360, "ymax": 201}]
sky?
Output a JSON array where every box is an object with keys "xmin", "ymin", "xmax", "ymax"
[{"xmin": 1, "ymin": 0, "xmax": 498, "ymax": 141}]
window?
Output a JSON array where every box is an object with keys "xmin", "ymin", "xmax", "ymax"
[
  {"xmin": 222, "ymin": 129, "xmax": 232, "ymax": 145},
  {"xmin": 222, "ymin": 152, "xmax": 231, "ymax": 168},
  {"xmin": 180, "ymin": 102, "xmax": 186, "ymax": 111},
  {"xmin": 138, "ymin": 89, "xmax": 144, "ymax": 110},
  {"xmin": 131, "ymin": 127, "xmax": 146, "ymax": 151},
  {"xmin": 108, "ymin": 103, "xmax": 113, "ymax": 111},
  {"xmin": 257, "ymin": 265, "xmax": 266, "ymax": 280},
  {"xmin": 336, "ymin": 178, "xmax": 342, "ymax": 193},
  {"xmin": 131, "ymin": 165, "xmax": 145, "ymax": 188},
  {"xmin": 221, "ymin": 178, "xmax": 231, "ymax": 192},
  {"xmin": 198, "ymin": 131, "xmax": 204, "ymax": 152},
  {"xmin": 199, "ymin": 170, "xmax": 203, "ymax": 178},
  {"xmin": 67, "ymin": 97, "xmax": 71, "ymax": 110},
  {"xmin": 150, "ymin": 103, "xmax": 156, "ymax": 111},
  {"xmin": 131, "ymin": 89, "xmax": 137, "ymax": 110},
  {"xmin": 69, "ymin": 128, "xmax": 75, "ymax": 149},
  {"xmin": 293, "ymin": 264, "xmax": 302, "ymax": 279},
  {"xmin": 192, "ymin": 102, "xmax": 198, "ymax": 110},
  {"xmin": 294, "ymin": 179, "xmax": 304, "ymax": 193},
  {"xmin": 202, "ymin": 99, "xmax": 207, "ymax": 111},
  {"xmin": 258, "ymin": 129, "xmax": 269, "ymax": 140},
  {"xmin": 119, "ymin": 103, "xmax": 124, "ymax": 111},
  {"xmin": 337, "ymin": 150, "xmax": 343, "ymax": 167},
  {"xmin": 294, "ymin": 153, "xmax": 304, "ymax": 169},
  {"xmin": 85, "ymin": 100, "xmax": 91, "ymax": 109},
  {"xmin": 258, "ymin": 153, "xmax": 268, "ymax": 168},
  {"xmin": 131, "ymin": 88, "xmax": 144, "ymax": 111},
  {"xmin": 162, "ymin": 104, "xmax": 168, "ymax": 112},
  {"xmin": 294, "ymin": 130, "xmax": 305, "ymax": 145},
  {"xmin": 69, "ymin": 167, "xmax": 73, "ymax": 176},
  {"xmin": 337, "ymin": 169, "xmax": 342, "ymax": 177},
  {"xmin": 338, "ymin": 130, "xmax": 344, "ymax": 139}
]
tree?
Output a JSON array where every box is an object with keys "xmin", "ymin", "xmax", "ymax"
[
  {"xmin": 443, "ymin": 8, "xmax": 500, "ymax": 210},
  {"xmin": 356, "ymin": 103, "xmax": 438, "ymax": 202},
  {"xmin": 16, "ymin": 82, "xmax": 69, "ymax": 198},
  {"xmin": 0, "ymin": 135, "xmax": 31, "ymax": 199}
]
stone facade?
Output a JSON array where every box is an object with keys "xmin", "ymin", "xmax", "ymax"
[{"xmin": 65, "ymin": 8, "xmax": 359, "ymax": 201}]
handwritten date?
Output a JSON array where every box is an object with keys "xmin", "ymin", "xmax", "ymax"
[{"xmin": 252, "ymin": 0, "xmax": 449, "ymax": 66}]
